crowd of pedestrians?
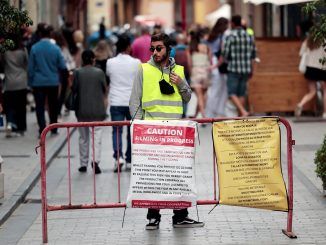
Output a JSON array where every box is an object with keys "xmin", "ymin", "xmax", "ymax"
[{"xmin": 0, "ymin": 15, "xmax": 257, "ymax": 165}]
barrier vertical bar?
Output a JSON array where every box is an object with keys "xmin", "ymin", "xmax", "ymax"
[
  {"xmin": 280, "ymin": 118, "xmax": 297, "ymax": 238},
  {"xmin": 117, "ymin": 126, "xmax": 121, "ymax": 203},
  {"xmin": 67, "ymin": 127, "xmax": 72, "ymax": 205},
  {"xmin": 92, "ymin": 126, "xmax": 97, "ymax": 204},
  {"xmin": 40, "ymin": 131, "xmax": 48, "ymax": 243},
  {"xmin": 213, "ymin": 145, "xmax": 217, "ymax": 201}
]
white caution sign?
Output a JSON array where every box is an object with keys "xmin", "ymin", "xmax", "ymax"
[{"xmin": 127, "ymin": 120, "xmax": 198, "ymax": 209}]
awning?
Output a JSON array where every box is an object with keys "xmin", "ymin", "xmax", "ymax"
[
  {"xmin": 244, "ymin": 0, "xmax": 313, "ymax": 5},
  {"xmin": 205, "ymin": 4, "xmax": 231, "ymax": 27}
]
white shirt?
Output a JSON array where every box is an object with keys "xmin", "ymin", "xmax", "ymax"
[
  {"xmin": 300, "ymin": 40, "xmax": 325, "ymax": 70},
  {"xmin": 106, "ymin": 53, "xmax": 141, "ymax": 106}
]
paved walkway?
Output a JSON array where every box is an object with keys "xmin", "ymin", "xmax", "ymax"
[
  {"xmin": 0, "ymin": 106, "xmax": 326, "ymax": 244},
  {"xmin": 0, "ymin": 111, "xmax": 76, "ymax": 225}
]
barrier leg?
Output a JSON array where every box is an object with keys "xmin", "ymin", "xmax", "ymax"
[
  {"xmin": 67, "ymin": 127, "xmax": 72, "ymax": 206},
  {"xmin": 117, "ymin": 126, "xmax": 121, "ymax": 203},
  {"xmin": 92, "ymin": 127, "xmax": 97, "ymax": 204},
  {"xmin": 40, "ymin": 134, "xmax": 48, "ymax": 243},
  {"xmin": 280, "ymin": 118, "xmax": 297, "ymax": 239}
]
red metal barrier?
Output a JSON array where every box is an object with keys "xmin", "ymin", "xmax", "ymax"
[{"xmin": 38, "ymin": 117, "xmax": 296, "ymax": 243}]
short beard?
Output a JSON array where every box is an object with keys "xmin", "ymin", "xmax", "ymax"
[{"xmin": 154, "ymin": 52, "xmax": 169, "ymax": 66}]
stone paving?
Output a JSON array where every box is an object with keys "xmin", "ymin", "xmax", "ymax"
[
  {"xmin": 0, "ymin": 103, "xmax": 326, "ymax": 244},
  {"xmin": 0, "ymin": 111, "xmax": 76, "ymax": 225}
]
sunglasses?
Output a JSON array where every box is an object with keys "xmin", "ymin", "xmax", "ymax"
[{"xmin": 149, "ymin": 46, "xmax": 164, "ymax": 52}]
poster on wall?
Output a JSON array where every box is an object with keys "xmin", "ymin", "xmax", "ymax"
[
  {"xmin": 213, "ymin": 118, "xmax": 289, "ymax": 211},
  {"xmin": 127, "ymin": 120, "xmax": 198, "ymax": 209}
]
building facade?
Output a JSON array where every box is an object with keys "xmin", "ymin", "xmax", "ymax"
[
  {"xmin": 14, "ymin": 0, "xmax": 316, "ymax": 39},
  {"xmin": 228, "ymin": 0, "xmax": 312, "ymax": 38}
]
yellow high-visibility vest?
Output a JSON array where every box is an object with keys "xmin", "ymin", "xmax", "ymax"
[
  {"xmin": 142, "ymin": 63, "xmax": 184, "ymax": 120},
  {"xmin": 247, "ymin": 27, "xmax": 254, "ymax": 36}
]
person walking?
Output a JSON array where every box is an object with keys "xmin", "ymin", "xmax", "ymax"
[
  {"xmin": 189, "ymin": 29, "xmax": 212, "ymax": 118},
  {"xmin": 131, "ymin": 26, "xmax": 152, "ymax": 63},
  {"xmin": 222, "ymin": 15, "xmax": 256, "ymax": 117},
  {"xmin": 28, "ymin": 24, "xmax": 67, "ymax": 136},
  {"xmin": 106, "ymin": 34, "xmax": 141, "ymax": 172},
  {"xmin": 73, "ymin": 50, "xmax": 108, "ymax": 174},
  {"xmin": 295, "ymin": 34, "xmax": 326, "ymax": 118},
  {"xmin": 129, "ymin": 33, "xmax": 204, "ymax": 230},
  {"xmin": 1, "ymin": 34, "xmax": 28, "ymax": 137},
  {"xmin": 94, "ymin": 40, "xmax": 113, "ymax": 85},
  {"xmin": 99, "ymin": 17, "xmax": 106, "ymax": 40},
  {"xmin": 206, "ymin": 17, "xmax": 229, "ymax": 118},
  {"xmin": 52, "ymin": 30, "xmax": 76, "ymax": 118}
]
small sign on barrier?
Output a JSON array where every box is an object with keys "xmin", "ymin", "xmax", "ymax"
[
  {"xmin": 213, "ymin": 118, "xmax": 289, "ymax": 211},
  {"xmin": 127, "ymin": 120, "xmax": 198, "ymax": 209}
]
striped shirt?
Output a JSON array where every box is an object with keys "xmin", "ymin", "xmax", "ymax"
[{"xmin": 222, "ymin": 28, "xmax": 256, "ymax": 74}]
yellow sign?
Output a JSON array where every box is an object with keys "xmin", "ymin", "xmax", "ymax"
[{"xmin": 213, "ymin": 118, "xmax": 288, "ymax": 211}]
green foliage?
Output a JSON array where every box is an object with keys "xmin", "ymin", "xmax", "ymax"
[
  {"xmin": 0, "ymin": 0, "xmax": 33, "ymax": 53},
  {"xmin": 303, "ymin": 0, "xmax": 326, "ymax": 65},
  {"xmin": 315, "ymin": 135, "xmax": 326, "ymax": 190}
]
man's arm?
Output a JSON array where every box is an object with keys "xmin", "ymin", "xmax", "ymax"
[
  {"xmin": 28, "ymin": 49, "xmax": 35, "ymax": 87},
  {"xmin": 221, "ymin": 35, "xmax": 231, "ymax": 62},
  {"xmin": 250, "ymin": 37, "xmax": 257, "ymax": 60},
  {"xmin": 250, "ymin": 38, "xmax": 257, "ymax": 76},
  {"xmin": 129, "ymin": 65, "xmax": 143, "ymax": 120},
  {"xmin": 176, "ymin": 79, "xmax": 191, "ymax": 103},
  {"xmin": 57, "ymin": 48, "xmax": 67, "ymax": 71}
]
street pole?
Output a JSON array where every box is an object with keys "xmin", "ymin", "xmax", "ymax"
[{"xmin": 181, "ymin": 0, "xmax": 186, "ymax": 31}]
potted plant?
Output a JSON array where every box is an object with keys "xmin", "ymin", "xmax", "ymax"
[{"xmin": 315, "ymin": 135, "xmax": 326, "ymax": 196}]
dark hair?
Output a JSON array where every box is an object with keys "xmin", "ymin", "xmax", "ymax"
[
  {"xmin": 307, "ymin": 33, "xmax": 322, "ymax": 50},
  {"xmin": 52, "ymin": 31, "xmax": 68, "ymax": 48},
  {"xmin": 208, "ymin": 17, "xmax": 229, "ymax": 42},
  {"xmin": 189, "ymin": 30, "xmax": 201, "ymax": 53},
  {"xmin": 82, "ymin": 50, "xmax": 95, "ymax": 65},
  {"xmin": 116, "ymin": 34, "xmax": 131, "ymax": 53},
  {"xmin": 39, "ymin": 24, "xmax": 53, "ymax": 38},
  {"xmin": 151, "ymin": 33, "xmax": 171, "ymax": 51},
  {"xmin": 231, "ymin": 15, "xmax": 242, "ymax": 27}
]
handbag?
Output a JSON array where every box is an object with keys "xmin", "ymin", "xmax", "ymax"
[
  {"xmin": 64, "ymin": 71, "xmax": 78, "ymax": 111},
  {"xmin": 65, "ymin": 89, "xmax": 77, "ymax": 111},
  {"xmin": 218, "ymin": 62, "xmax": 228, "ymax": 74}
]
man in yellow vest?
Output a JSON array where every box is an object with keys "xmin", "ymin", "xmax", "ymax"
[{"xmin": 129, "ymin": 33, "xmax": 204, "ymax": 230}]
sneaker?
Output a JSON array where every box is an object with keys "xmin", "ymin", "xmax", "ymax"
[
  {"xmin": 173, "ymin": 217, "xmax": 205, "ymax": 228},
  {"xmin": 78, "ymin": 166, "xmax": 87, "ymax": 173},
  {"xmin": 5, "ymin": 124, "xmax": 12, "ymax": 138},
  {"xmin": 295, "ymin": 105, "xmax": 302, "ymax": 117},
  {"xmin": 125, "ymin": 161, "xmax": 131, "ymax": 171},
  {"xmin": 12, "ymin": 131, "xmax": 24, "ymax": 137},
  {"xmin": 113, "ymin": 157, "xmax": 124, "ymax": 172},
  {"xmin": 146, "ymin": 218, "xmax": 160, "ymax": 230},
  {"xmin": 91, "ymin": 162, "xmax": 102, "ymax": 174}
]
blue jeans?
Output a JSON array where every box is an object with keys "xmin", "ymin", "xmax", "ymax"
[{"xmin": 110, "ymin": 106, "xmax": 131, "ymax": 162}]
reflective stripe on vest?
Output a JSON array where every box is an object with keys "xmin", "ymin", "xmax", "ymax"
[{"xmin": 142, "ymin": 63, "xmax": 184, "ymax": 120}]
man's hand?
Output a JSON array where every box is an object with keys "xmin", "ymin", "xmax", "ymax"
[
  {"xmin": 0, "ymin": 104, "xmax": 3, "ymax": 113},
  {"xmin": 169, "ymin": 72, "xmax": 182, "ymax": 85}
]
